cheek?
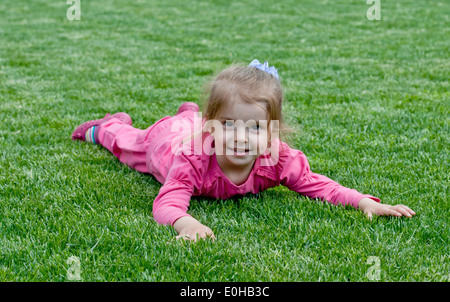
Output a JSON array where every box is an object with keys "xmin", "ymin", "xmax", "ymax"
[
  {"xmin": 214, "ymin": 129, "xmax": 234, "ymax": 150},
  {"xmin": 255, "ymin": 132, "xmax": 269, "ymax": 151},
  {"xmin": 254, "ymin": 130, "xmax": 267, "ymax": 142},
  {"xmin": 260, "ymin": 134, "xmax": 268, "ymax": 145},
  {"xmin": 223, "ymin": 129, "xmax": 235, "ymax": 144},
  {"xmin": 212, "ymin": 128, "xmax": 226, "ymax": 140}
]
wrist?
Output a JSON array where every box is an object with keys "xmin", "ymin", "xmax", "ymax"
[{"xmin": 358, "ymin": 197, "xmax": 377, "ymax": 210}]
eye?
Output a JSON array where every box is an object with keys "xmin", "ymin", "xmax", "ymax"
[
  {"xmin": 223, "ymin": 120, "xmax": 234, "ymax": 128},
  {"xmin": 248, "ymin": 123, "xmax": 262, "ymax": 133}
]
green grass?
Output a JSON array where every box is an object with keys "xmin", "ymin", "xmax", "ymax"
[{"xmin": 0, "ymin": 0, "xmax": 448, "ymax": 282}]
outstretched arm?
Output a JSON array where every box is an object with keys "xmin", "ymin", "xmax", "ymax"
[
  {"xmin": 277, "ymin": 144, "xmax": 416, "ymax": 217},
  {"xmin": 358, "ymin": 197, "xmax": 416, "ymax": 220},
  {"xmin": 152, "ymin": 148, "xmax": 214, "ymax": 241},
  {"xmin": 153, "ymin": 179, "xmax": 214, "ymax": 242}
]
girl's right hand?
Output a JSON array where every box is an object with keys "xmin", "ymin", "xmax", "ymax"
[{"xmin": 172, "ymin": 216, "xmax": 215, "ymax": 242}]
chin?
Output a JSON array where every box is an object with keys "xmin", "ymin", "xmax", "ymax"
[{"xmin": 225, "ymin": 154, "xmax": 257, "ymax": 165}]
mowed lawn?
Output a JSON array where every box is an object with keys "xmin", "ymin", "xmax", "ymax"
[{"xmin": 0, "ymin": 0, "xmax": 448, "ymax": 282}]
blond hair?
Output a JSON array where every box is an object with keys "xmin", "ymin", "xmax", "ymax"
[{"xmin": 201, "ymin": 63, "xmax": 294, "ymax": 146}]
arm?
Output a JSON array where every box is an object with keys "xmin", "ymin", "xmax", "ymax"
[
  {"xmin": 290, "ymin": 168, "xmax": 416, "ymax": 218},
  {"xmin": 152, "ymin": 179, "xmax": 193, "ymax": 226},
  {"xmin": 153, "ymin": 181, "xmax": 215, "ymax": 241},
  {"xmin": 277, "ymin": 144, "xmax": 382, "ymax": 210},
  {"xmin": 152, "ymin": 148, "xmax": 215, "ymax": 241},
  {"xmin": 293, "ymin": 173, "xmax": 416, "ymax": 219},
  {"xmin": 277, "ymin": 144, "xmax": 416, "ymax": 218},
  {"xmin": 291, "ymin": 171, "xmax": 381, "ymax": 208}
]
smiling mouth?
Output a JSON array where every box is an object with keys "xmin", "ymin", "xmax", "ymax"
[
  {"xmin": 229, "ymin": 148, "xmax": 250, "ymax": 156},
  {"xmin": 234, "ymin": 148, "xmax": 249, "ymax": 152}
]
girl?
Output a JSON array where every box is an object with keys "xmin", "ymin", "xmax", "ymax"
[{"xmin": 71, "ymin": 59, "xmax": 416, "ymax": 241}]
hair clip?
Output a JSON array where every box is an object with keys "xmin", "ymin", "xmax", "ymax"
[{"xmin": 248, "ymin": 59, "xmax": 279, "ymax": 80}]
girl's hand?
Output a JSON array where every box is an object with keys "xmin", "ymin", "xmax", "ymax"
[
  {"xmin": 172, "ymin": 216, "xmax": 215, "ymax": 242},
  {"xmin": 358, "ymin": 198, "xmax": 416, "ymax": 220}
]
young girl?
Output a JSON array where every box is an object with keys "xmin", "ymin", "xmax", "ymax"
[{"xmin": 71, "ymin": 59, "xmax": 416, "ymax": 241}]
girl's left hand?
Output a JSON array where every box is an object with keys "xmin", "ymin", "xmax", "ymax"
[{"xmin": 358, "ymin": 198, "xmax": 416, "ymax": 220}]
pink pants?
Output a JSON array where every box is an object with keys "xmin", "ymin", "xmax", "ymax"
[
  {"xmin": 95, "ymin": 102, "xmax": 198, "ymax": 175},
  {"xmin": 97, "ymin": 119, "xmax": 149, "ymax": 173}
]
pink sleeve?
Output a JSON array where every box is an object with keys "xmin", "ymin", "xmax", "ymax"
[
  {"xmin": 152, "ymin": 151, "xmax": 205, "ymax": 226},
  {"xmin": 278, "ymin": 144, "xmax": 380, "ymax": 208}
]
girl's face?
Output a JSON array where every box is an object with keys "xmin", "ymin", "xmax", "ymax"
[{"xmin": 211, "ymin": 99, "xmax": 269, "ymax": 171}]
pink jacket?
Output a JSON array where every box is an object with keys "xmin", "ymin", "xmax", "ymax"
[{"xmin": 143, "ymin": 111, "xmax": 380, "ymax": 226}]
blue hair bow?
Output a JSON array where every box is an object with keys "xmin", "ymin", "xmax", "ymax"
[{"xmin": 248, "ymin": 59, "xmax": 279, "ymax": 80}]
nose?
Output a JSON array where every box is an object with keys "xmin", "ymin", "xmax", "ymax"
[{"xmin": 234, "ymin": 126, "xmax": 248, "ymax": 148}]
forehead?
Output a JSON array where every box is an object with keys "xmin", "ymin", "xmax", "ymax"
[{"xmin": 219, "ymin": 100, "xmax": 268, "ymax": 122}]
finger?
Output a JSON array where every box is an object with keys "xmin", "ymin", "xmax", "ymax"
[
  {"xmin": 193, "ymin": 234, "xmax": 200, "ymax": 242},
  {"xmin": 197, "ymin": 232, "xmax": 211, "ymax": 241},
  {"xmin": 397, "ymin": 205, "xmax": 416, "ymax": 216},
  {"xmin": 206, "ymin": 232, "xmax": 216, "ymax": 241},
  {"xmin": 392, "ymin": 205, "xmax": 412, "ymax": 218},
  {"xmin": 383, "ymin": 207, "xmax": 402, "ymax": 217},
  {"xmin": 204, "ymin": 229, "xmax": 215, "ymax": 237},
  {"xmin": 167, "ymin": 235, "xmax": 185, "ymax": 244},
  {"xmin": 188, "ymin": 233, "xmax": 205, "ymax": 242},
  {"xmin": 175, "ymin": 234, "xmax": 192, "ymax": 241},
  {"xmin": 365, "ymin": 210, "xmax": 373, "ymax": 221},
  {"xmin": 396, "ymin": 205, "xmax": 414, "ymax": 217}
]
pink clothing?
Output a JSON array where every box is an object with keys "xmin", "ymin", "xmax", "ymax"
[{"xmin": 97, "ymin": 108, "xmax": 380, "ymax": 226}]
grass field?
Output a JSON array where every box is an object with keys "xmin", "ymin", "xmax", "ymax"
[{"xmin": 0, "ymin": 0, "xmax": 448, "ymax": 282}]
